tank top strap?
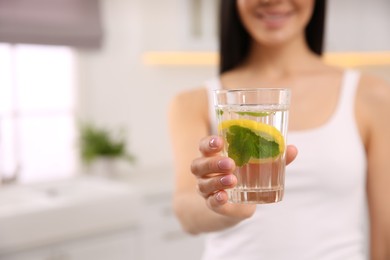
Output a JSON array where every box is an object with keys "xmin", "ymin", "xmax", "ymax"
[{"xmin": 332, "ymin": 69, "xmax": 361, "ymax": 125}]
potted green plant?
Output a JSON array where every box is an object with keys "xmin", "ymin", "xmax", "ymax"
[{"xmin": 79, "ymin": 122, "xmax": 135, "ymax": 177}]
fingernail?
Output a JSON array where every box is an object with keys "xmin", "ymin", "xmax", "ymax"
[
  {"xmin": 209, "ymin": 137, "xmax": 221, "ymax": 149},
  {"xmin": 220, "ymin": 175, "xmax": 233, "ymax": 186},
  {"xmin": 218, "ymin": 158, "xmax": 233, "ymax": 170},
  {"xmin": 215, "ymin": 191, "xmax": 224, "ymax": 202}
]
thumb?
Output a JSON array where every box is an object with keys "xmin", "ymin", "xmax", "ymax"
[{"xmin": 286, "ymin": 145, "xmax": 298, "ymax": 165}]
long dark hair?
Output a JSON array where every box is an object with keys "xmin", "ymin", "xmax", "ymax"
[{"xmin": 219, "ymin": 0, "xmax": 326, "ymax": 74}]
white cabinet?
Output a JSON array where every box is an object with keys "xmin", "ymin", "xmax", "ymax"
[
  {"xmin": 0, "ymin": 173, "xmax": 205, "ymax": 260},
  {"xmin": 2, "ymin": 229, "xmax": 139, "ymax": 260},
  {"xmin": 0, "ymin": 176, "xmax": 141, "ymax": 260},
  {"xmin": 138, "ymin": 191, "xmax": 204, "ymax": 260}
]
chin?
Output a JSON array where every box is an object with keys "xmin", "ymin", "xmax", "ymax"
[{"xmin": 253, "ymin": 31, "xmax": 297, "ymax": 47}]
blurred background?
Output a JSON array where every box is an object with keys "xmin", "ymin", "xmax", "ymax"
[{"xmin": 0, "ymin": 0, "xmax": 389, "ymax": 259}]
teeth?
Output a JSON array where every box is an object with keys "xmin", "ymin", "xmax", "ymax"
[{"xmin": 264, "ymin": 14, "xmax": 284, "ymax": 20}]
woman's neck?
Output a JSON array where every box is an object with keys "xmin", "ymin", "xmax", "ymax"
[{"xmin": 241, "ymin": 36, "xmax": 320, "ymax": 79}]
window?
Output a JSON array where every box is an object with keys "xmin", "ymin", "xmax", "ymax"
[{"xmin": 0, "ymin": 43, "xmax": 77, "ymax": 184}]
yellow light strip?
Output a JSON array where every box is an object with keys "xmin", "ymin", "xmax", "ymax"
[
  {"xmin": 142, "ymin": 51, "xmax": 218, "ymax": 66},
  {"xmin": 142, "ymin": 51, "xmax": 390, "ymax": 67},
  {"xmin": 324, "ymin": 52, "xmax": 390, "ymax": 67}
]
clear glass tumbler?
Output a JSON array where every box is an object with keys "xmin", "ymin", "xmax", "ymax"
[{"xmin": 214, "ymin": 88, "xmax": 291, "ymax": 204}]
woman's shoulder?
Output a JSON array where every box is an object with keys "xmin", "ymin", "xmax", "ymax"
[
  {"xmin": 359, "ymin": 71, "xmax": 390, "ymax": 89},
  {"xmin": 357, "ymin": 72, "xmax": 390, "ymax": 107},
  {"xmin": 356, "ymin": 71, "xmax": 390, "ymax": 139},
  {"xmin": 170, "ymin": 86, "xmax": 208, "ymax": 107},
  {"xmin": 169, "ymin": 86, "xmax": 209, "ymax": 121}
]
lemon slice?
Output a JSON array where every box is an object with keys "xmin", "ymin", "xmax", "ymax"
[{"xmin": 218, "ymin": 119, "xmax": 285, "ymax": 166}]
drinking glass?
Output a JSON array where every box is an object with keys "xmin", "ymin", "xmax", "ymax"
[{"xmin": 214, "ymin": 88, "xmax": 291, "ymax": 204}]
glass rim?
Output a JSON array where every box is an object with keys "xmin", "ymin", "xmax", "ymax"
[{"xmin": 213, "ymin": 88, "xmax": 290, "ymax": 94}]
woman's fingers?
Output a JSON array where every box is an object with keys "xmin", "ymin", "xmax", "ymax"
[
  {"xmin": 286, "ymin": 145, "xmax": 298, "ymax": 165},
  {"xmin": 207, "ymin": 190, "xmax": 229, "ymax": 206},
  {"xmin": 191, "ymin": 156, "xmax": 235, "ymax": 178},
  {"xmin": 199, "ymin": 136, "xmax": 224, "ymax": 156},
  {"xmin": 197, "ymin": 174, "xmax": 237, "ymax": 198},
  {"xmin": 193, "ymin": 138, "xmax": 298, "ymax": 209},
  {"xmin": 206, "ymin": 191, "xmax": 256, "ymax": 219}
]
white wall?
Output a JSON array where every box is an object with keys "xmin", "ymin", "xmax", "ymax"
[
  {"xmin": 76, "ymin": 0, "xmax": 217, "ymax": 172},
  {"xmin": 326, "ymin": 0, "xmax": 390, "ymax": 52},
  {"xmin": 76, "ymin": 0, "xmax": 389, "ymax": 174}
]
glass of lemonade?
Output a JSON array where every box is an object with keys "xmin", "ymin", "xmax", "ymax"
[{"xmin": 214, "ymin": 89, "xmax": 291, "ymax": 204}]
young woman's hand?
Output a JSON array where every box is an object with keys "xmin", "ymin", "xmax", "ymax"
[{"xmin": 191, "ymin": 135, "xmax": 298, "ymax": 221}]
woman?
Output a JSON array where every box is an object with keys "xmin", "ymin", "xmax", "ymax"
[{"xmin": 168, "ymin": 0, "xmax": 390, "ymax": 259}]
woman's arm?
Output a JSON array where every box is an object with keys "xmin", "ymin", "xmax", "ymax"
[
  {"xmin": 168, "ymin": 88, "xmax": 298, "ymax": 235},
  {"xmin": 168, "ymin": 88, "xmax": 255, "ymax": 234},
  {"xmin": 358, "ymin": 75, "xmax": 390, "ymax": 259}
]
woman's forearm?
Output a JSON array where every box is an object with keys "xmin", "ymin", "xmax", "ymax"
[{"xmin": 173, "ymin": 192, "xmax": 241, "ymax": 235}]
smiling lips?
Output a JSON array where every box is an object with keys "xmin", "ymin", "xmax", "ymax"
[{"xmin": 256, "ymin": 11, "xmax": 293, "ymax": 29}]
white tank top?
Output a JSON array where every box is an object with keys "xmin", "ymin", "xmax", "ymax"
[{"xmin": 202, "ymin": 70, "xmax": 368, "ymax": 260}]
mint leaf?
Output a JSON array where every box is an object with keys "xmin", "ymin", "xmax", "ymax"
[
  {"xmin": 256, "ymin": 134, "xmax": 280, "ymax": 158},
  {"xmin": 225, "ymin": 125, "xmax": 280, "ymax": 166},
  {"xmin": 216, "ymin": 109, "xmax": 224, "ymax": 116},
  {"xmin": 236, "ymin": 111, "xmax": 269, "ymax": 117},
  {"xmin": 226, "ymin": 126, "xmax": 257, "ymax": 167}
]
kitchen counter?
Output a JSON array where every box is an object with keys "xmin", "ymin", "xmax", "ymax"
[
  {"xmin": 0, "ymin": 174, "xmax": 142, "ymax": 255},
  {"xmin": 0, "ymin": 164, "xmax": 204, "ymax": 260},
  {"xmin": 0, "ymin": 166, "xmax": 203, "ymax": 260}
]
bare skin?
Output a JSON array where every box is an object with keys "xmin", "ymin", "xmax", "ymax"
[{"xmin": 168, "ymin": 0, "xmax": 390, "ymax": 258}]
